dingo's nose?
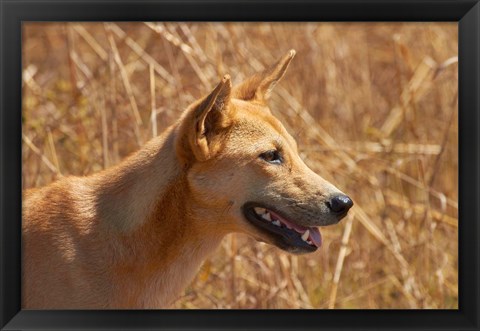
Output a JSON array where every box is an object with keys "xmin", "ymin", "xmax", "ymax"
[{"xmin": 327, "ymin": 194, "xmax": 353, "ymax": 214}]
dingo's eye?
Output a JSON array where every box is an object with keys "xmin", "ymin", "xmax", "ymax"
[{"xmin": 260, "ymin": 150, "xmax": 283, "ymax": 165}]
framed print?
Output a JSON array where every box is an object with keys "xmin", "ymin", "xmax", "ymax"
[{"xmin": 1, "ymin": 0, "xmax": 479, "ymax": 330}]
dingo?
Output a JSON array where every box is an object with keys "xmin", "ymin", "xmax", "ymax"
[{"xmin": 23, "ymin": 50, "xmax": 353, "ymax": 309}]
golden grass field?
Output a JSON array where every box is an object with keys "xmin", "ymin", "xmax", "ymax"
[{"xmin": 22, "ymin": 22, "xmax": 458, "ymax": 309}]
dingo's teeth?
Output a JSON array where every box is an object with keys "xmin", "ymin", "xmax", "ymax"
[
  {"xmin": 254, "ymin": 207, "xmax": 266, "ymax": 215},
  {"xmin": 262, "ymin": 213, "xmax": 272, "ymax": 221},
  {"xmin": 301, "ymin": 230, "xmax": 310, "ymax": 241},
  {"xmin": 272, "ymin": 220, "xmax": 281, "ymax": 227},
  {"xmin": 307, "ymin": 240, "xmax": 313, "ymax": 245}
]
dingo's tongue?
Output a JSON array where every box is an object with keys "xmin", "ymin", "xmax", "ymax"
[
  {"xmin": 308, "ymin": 227, "xmax": 322, "ymax": 247},
  {"xmin": 269, "ymin": 210, "xmax": 322, "ymax": 248}
]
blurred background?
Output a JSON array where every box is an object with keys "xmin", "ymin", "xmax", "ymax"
[{"xmin": 22, "ymin": 22, "xmax": 458, "ymax": 309}]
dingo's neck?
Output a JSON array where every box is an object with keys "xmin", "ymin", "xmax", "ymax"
[
  {"xmin": 87, "ymin": 126, "xmax": 223, "ymax": 307},
  {"xmin": 93, "ymin": 126, "xmax": 181, "ymax": 232}
]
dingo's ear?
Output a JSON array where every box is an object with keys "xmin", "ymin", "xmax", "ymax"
[
  {"xmin": 178, "ymin": 75, "xmax": 232, "ymax": 163},
  {"xmin": 233, "ymin": 49, "xmax": 295, "ymax": 102}
]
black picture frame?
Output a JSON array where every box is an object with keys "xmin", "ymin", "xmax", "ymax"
[{"xmin": 1, "ymin": 0, "xmax": 479, "ymax": 330}]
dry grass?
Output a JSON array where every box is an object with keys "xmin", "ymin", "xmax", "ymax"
[{"xmin": 22, "ymin": 22, "xmax": 458, "ymax": 309}]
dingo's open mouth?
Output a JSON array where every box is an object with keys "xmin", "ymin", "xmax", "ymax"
[{"xmin": 242, "ymin": 203, "xmax": 322, "ymax": 253}]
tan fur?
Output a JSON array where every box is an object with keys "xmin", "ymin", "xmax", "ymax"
[{"xmin": 23, "ymin": 50, "xmax": 349, "ymax": 309}]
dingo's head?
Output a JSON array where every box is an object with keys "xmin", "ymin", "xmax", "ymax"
[{"xmin": 176, "ymin": 50, "xmax": 352, "ymax": 254}]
